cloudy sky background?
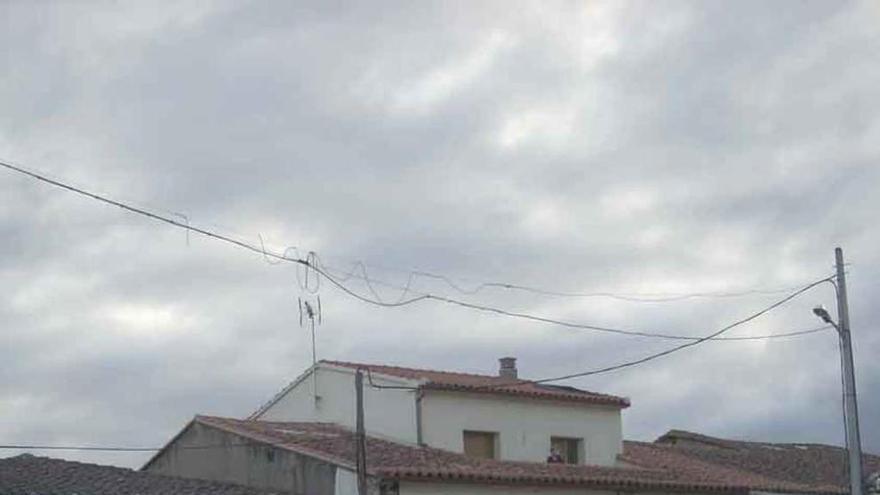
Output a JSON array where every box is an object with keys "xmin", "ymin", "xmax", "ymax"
[{"xmin": 1, "ymin": 0, "xmax": 879, "ymax": 468}]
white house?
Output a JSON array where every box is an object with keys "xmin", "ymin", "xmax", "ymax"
[
  {"xmin": 249, "ymin": 358, "xmax": 629, "ymax": 467},
  {"xmin": 143, "ymin": 358, "xmax": 735, "ymax": 495},
  {"xmin": 145, "ymin": 357, "xmax": 876, "ymax": 495}
]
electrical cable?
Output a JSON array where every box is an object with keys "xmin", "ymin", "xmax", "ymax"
[
  {"xmin": 362, "ymin": 280, "xmax": 835, "ymax": 394},
  {"xmin": 3, "ymin": 159, "xmax": 826, "ymax": 306},
  {"xmin": 462, "ymin": 276, "xmax": 834, "ymax": 389},
  {"xmin": 321, "ymin": 263, "xmax": 835, "ymax": 342},
  {"xmin": 0, "ymin": 159, "xmax": 837, "ymax": 342},
  {"xmin": 318, "ymin": 255, "xmax": 825, "ymax": 302}
]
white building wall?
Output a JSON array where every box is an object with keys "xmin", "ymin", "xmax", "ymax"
[
  {"xmin": 256, "ymin": 365, "xmax": 420, "ymax": 444},
  {"xmin": 334, "ymin": 468, "xmax": 357, "ymax": 495},
  {"xmin": 420, "ymin": 391, "xmax": 623, "ymax": 466}
]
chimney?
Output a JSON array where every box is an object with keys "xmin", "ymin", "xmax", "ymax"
[{"xmin": 498, "ymin": 357, "xmax": 517, "ymax": 379}]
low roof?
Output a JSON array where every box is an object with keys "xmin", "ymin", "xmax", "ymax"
[
  {"xmin": 0, "ymin": 454, "xmax": 281, "ymax": 495},
  {"xmin": 193, "ymin": 415, "xmax": 749, "ymax": 493},
  {"xmin": 323, "ymin": 360, "xmax": 630, "ymax": 408},
  {"xmin": 645, "ymin": 429, "xmax": 880, "ymax": 493}
]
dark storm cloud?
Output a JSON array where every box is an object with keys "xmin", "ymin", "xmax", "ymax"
[{"xmin": 1, "ymin": 0, "xmax": 879, "ymax": 468}]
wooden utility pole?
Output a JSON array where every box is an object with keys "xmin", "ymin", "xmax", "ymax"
[
  {"xmin": 355, "ymin": 369, "xmax": 368, "ymax": 495},
  {"xmin": 835, "ymin": 248, "xmax": 864, "ymax": 495}
]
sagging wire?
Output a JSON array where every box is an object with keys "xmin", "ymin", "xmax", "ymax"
[
  {"xmin": 318, "ymin": 254, "xmax": 829, "ymax": 303},
  {"xmin": 462, "ymin": 276, "xmax": 835, "ymax": 390},
  {"xmin": 0, "ymin": 159, "xmax": 838, "ymax": 343}
]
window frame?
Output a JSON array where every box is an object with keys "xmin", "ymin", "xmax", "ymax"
[
  {"xmin": 462, "ymin": 430, "xmax": 499, "ymax": 460},
  {"xmin": 550, "ymin": 436, "xmax": 583, "ymax": 465}
]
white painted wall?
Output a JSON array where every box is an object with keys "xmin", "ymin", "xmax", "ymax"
[
  {"xmin": 256, "ymin": 365, "xmax": 420, "ymax": 444},
  {"xmin": 255, "ymin": 365, "xmax": 624, "ymax": 466},
  {"xmin": 420, "ymin": 391, "xmax": 623, "ymax": 466},
  {"xmin": 334, "ymin": 468, "xmax": 357, "ymax": 495}
]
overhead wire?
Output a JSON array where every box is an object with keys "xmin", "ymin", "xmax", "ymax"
[
  {"xmin": 465, "ymin": 276, "xmax": 834, "ymax": 389},
  {"xmin": 0, "ymin": 159, "xmax": 835, "ymax": 343},
  {"xmin": 317, "ymin": 254, "xmax": 825, "ymax": 302},
  {"xmin": 321, "ymin": 263, "xmax": 834, "ymax": 342},
  {"xmin": 361, "ymin": 279, "xmax": 833, "ymax": 393},
  {"xmin": 1, "ymin": 158, "xmax": 826, "ymax": 306}
]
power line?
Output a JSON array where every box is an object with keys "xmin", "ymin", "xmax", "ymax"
[
  {"xmin": 362, "ymin": 280, "xmax": 833, "ymax": 393},
  {"xmin": 0, "ymin": 159, "xmax": 381, "ymax": 306},
  {"xmin": 3, "ymin": 158, "xmax": 825, "ymax": 306},
  {"xmin": 365, "ymin": 325, "xmax": 835, "ymax": 394},
  {"xmin": 323, "ymin": 256, "xmax": 823, "ymax": 302},
  {"xmin": 322, "ymin": 263, "xmax": 834, "ymax": 342},
  {"xmin": 0, "ymin": 160, "xmax": 308, "ymax": 267},
  {"xmin": 0, "ymin": 159, "xmax": 836, "ymax": 343},
  {"xmin": 469, "ymin": 277, "xmax": 834, "ymax": 389}
]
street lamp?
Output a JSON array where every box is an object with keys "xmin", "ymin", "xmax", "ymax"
[
  {"xmin": 811, "ymin": 248, "xmax": 864, "ymax": 495},
  {"xmin": 812, "ymin": 306, "xmax": 836, "ymax": 328}
]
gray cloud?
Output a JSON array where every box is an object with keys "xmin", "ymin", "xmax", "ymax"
[{"xmin": 1, "ymin": 0, "xmax": 879, "ymax": 468}]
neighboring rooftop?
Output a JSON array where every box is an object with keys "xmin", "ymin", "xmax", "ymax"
[
  {"xmin": 185, "ymin": 415, "xmax": 751, "ymax": 493},
  {"xmin": 322, "ymin": 359, "xmax": 631, "ymax": 408},
  {"xmin": 623, "ymin": 429, "xmax": 880, "ymax": 495},
  {"xmin": 0, "ymin": 453, "xmax": 282, "ymax": 495}
]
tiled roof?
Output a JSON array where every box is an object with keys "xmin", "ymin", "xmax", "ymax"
[
  {"xmin": 323, "ymin": 360, "xmax": 630, "ymax": 408},
  {"xmin": 195, "ymin": 416, "xmax": 746, "ymax": 492},
  {"xmin": 0, "ymin": 453, "xmax": 282, "ymax": 495},
  {"xmin": 644, "ymin": 430, "xmax": 880, "ymax": 493}
]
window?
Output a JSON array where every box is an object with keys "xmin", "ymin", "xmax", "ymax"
[
  {"xmin": 550, "ymin": 437, "xmax": 582, "ymax": 464},
  {"xmin": 463, "ymin": 431, "xmax": 498, "ymax": 459}
]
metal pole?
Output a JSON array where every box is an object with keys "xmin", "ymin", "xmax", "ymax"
[
  {"xmin": 355, "ymin": 369, "xmax": 368, "ymax": 495},
  {"xmin": 311, "ymin": 316, "xmax": 318, "ymax": 400},
  {"xmin": 835, "ymin": 247, "xmax": 864, "ymax": 495}
]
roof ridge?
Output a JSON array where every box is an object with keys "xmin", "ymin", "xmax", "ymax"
[
  {"xmin": 659, "ymin": 429, "xmax": 877, "ymax": 454},
  {"xmin": 321, "ymin": 359, "xmax": 503, "ymax": 380},
  {"xmin": 4, "ymin": 453, "xmax": 139, "ymax": 472},
  {"xmin": 321, "ymin": 359, "xmax": 630, "ymax": 408}
]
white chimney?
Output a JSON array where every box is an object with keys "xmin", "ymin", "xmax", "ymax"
[{"xmin": 498, "ymin": 357, "xmax": 517, "ymax": 379}]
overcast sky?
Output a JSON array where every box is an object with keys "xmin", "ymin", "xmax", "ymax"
[{"xmin": 1, "ymin": 0, "xmax": 879, "ymax": 469}]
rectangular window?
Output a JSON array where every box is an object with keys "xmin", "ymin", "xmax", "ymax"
[
  {"xmin": 463, "ymin": 430, "xmax": 498, "ymax": 459},
  {"xmin": 550, "ymin": 437, "xmax": 582, "ymax": 464}
]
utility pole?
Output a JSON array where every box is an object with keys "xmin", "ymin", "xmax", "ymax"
[
  {"xmin": 835, "ymin": 247, "xmax": 864, "ymax": 495},
  {"xmin": 355, "ymin": 369, "xmax": 368, "ymax": 495}
]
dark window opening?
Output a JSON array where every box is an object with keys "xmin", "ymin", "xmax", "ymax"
[
  {"xmin": 463, "ymin": 430, "xmax": 498, "ymax": 459},
  {"xmin": 550, "ymin": 437, "xmax": 581, "ymax": 464}
]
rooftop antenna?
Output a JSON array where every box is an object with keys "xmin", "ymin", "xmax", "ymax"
[{"xmin": 299, "ymin": 296, "xmax": 322, "ymax": 402}]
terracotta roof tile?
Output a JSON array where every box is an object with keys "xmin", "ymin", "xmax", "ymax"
[
  {"xmin": 323, "ymin": 360, "xmax": 630, "ymax": 408},
  {"xmin": 195, "ymin": 416, "xmax": 747, "ymax": 492},
  {"xmin": 0, "ymin": 454, "xmax": 282, "ymax": 495},
  {"xmin": 622, "ymin": 441, "xmax": 845, "ymax": 495},
  {"xmin": 644, "ymin": 430, "xmax": 880, "ymax": 493}
]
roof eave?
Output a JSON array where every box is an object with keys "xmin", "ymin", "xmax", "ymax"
[
  {"xmin": 380, "ymin": 469, "xmax": 750, "ymax": 493},
  {"xmin": 420, "ymin": 383, "xmax": 630, "ymax": 408}
]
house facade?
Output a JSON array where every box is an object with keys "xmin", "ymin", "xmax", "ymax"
[
  {"xmin": 144, "ymin": 415, "xmax": 748, "ymax": 495},
  {"xmin": 249, "ymin": 358, "xmax": 628, "ymax": 466},
  {"xmin": 144, "ymin": 357, "xmax": 879, "ymax": 495}
]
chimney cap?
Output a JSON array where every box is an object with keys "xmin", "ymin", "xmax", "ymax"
[{"xmin": 498, "ymin": 357, "xmax": 518, "ymax": 379}]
